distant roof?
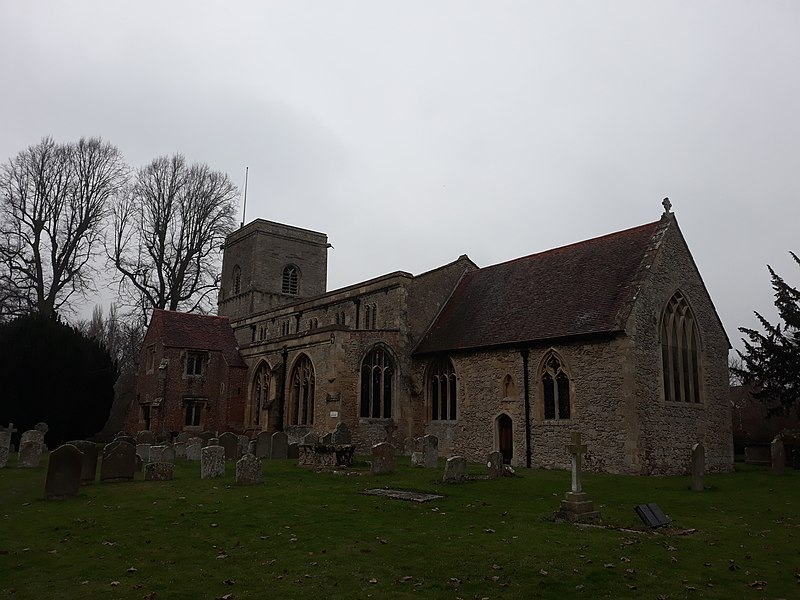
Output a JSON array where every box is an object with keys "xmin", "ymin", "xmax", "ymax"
[
  {"xmin": 414, "ymin": 218, "xmax": 667, "ymax": 354},
  {"xmin": 149, "ymin": 309, "xmax": 246, "ymax": 368}
]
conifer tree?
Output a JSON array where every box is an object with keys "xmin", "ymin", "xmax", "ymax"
[{"xmin": 737, "ymin": 252, "xmax": 800, "ymax": 416}]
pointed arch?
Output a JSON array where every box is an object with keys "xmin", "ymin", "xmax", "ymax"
[
  {"xmin": 232, "ymin": 264, "xmax": 242, "ymax": 295},
  {"xmin": 428, "ymin": 355, "xmax": 458, "ymax": 421},
  {"xmin": 661, "ymin": 290, "xmax": 703, "ymax": 403},
  {"xmin": 539, "ymin": 350, "xmax": 572, "ymax": 420},
  {"xmin": 495, "ymin": 413, "xmax": 513, "ymax": 464},
  {"xmin": 502, "ymin": 373, "xmax": 517, "ymax": 399},
  {"xmin": 359, "ymin": 344, "xmax": 396, "ymax": 419},
  {"xmin": 249, "ymin": 360, "xmax": 271, "ymax": 428},
  {"xmin": 288, "ymin": 354, "xmax": 315, "ymax": 425}
]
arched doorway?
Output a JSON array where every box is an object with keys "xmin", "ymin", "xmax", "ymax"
[{"xmin": 497, "ymin": 414, "xmax": 513, "ymax": 464}]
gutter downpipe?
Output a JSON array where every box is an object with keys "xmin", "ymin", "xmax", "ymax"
[
  {"xmin": 278, "ymin": 345, "xmax": 288, "ymax": 431},
  {"xmin": 521, "ymin": 348, "xmax": 532, "ymax": 468}
]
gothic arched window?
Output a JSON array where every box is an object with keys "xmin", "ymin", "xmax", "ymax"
[
  {"xmin": 251, "ymin": 362, "xmax": 271, "ymax": 427},
  {"xmin": 541, "ymin": 351, "xmax": 571, "ymax": 420},
  {"xmin": 429, "ymin": 356, "xmax": 457, "ymax": 421},
  {"xmin": 661, "ymin": 291, "xmax": 702, "ymax": 403},
  {"xmin": 282, "ymin": 265, "xmax": 299, "ymax": 295},
  {"xmin": 232, "ymin": 265, "xmax": 241, "ymax": 295},
  {"xmin": 289, "ymin": 354, "xmax": 315, "ymax": 425},
  {"xmin": 360, "ymin": 345, "xmax": 395, "ymax": 419}
]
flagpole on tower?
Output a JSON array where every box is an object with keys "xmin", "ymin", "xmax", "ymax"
[{"xmin": 241, "ymin": 166, "xmax": 249, "ymax": 228}]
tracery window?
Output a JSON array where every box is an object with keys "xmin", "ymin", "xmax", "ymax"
[
  {"xmin": 282, "ymin": 265, "xmax": 299, "ymax": 295},
  {"xmin": 289, "ymin": 354, "xmax": 315, "ymax": 425},
  {"xmin": 541, "ymin": 352, "xmax": 570, "ymax": 420},
  {"xmin": 429, "ymin": 356, "xmax": 457, "ymax": 421},
  {"xmin": 232, "ymin": 265, "xmax": 241, "ymax": 295},
  {"xmin": 251, "ymin": 362, "xmax": 271, "ymax": 427},
  {"xmin": 360, "ymin": 346, "xmax": 395, "ymax": 419},
  {"xmin": 661, "ymin": 291, "xmax": 702, "ymax": 403}
]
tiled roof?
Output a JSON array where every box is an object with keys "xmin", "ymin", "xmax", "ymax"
[
  {"xmin": 414, "ymin": 218, "xmax": 667, "ymax": 354},
  {"xmin": 150, "ymin": 309, "xmax": 247, "ymax": 368}
]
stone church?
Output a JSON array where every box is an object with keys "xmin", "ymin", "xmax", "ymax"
[{"xmin": 128, "ymin": 202, "xmax": 733, "ymax": 475}]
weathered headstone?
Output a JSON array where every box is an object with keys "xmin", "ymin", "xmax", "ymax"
[
  {"xmin": 287, "ymin": 443, "xmax": 299, "ymax": 459},
  {"xmin": 411, "ymin": 451, "xmax": 424, "ymax": 466},
  {"xmin": 199, "ymin": 431, "xmax": 215, "ymax": 446},
  {"xmin": 422, "ymin": 435, "xmax": 439, "ymax": 468},
  {"xmin": 149, "ymin": 445, "xmax": 167, "ymax": 462},
  {"xmin": 159, "ymin": 446, "xmax": 176, "ymax": 464},
  {"xmin": 270, "ymin": 431, "xmax": 288, "ymax": 459},
  {"xmin": 20, "ymin": 429, "xmax": 45, "ymax": 453},
  {"xmin": 34, "ymin": 422, "xmax": 49, "ymax": 434},
  {"xmin": 301, "ymin": 431, "xmax": 318, "ymax": 447},
  {"xmin": 0, "ymin": 447, "xmax": 8, "ymax": 469},
  {"xmin": 186, "ymin": 442, "xmax": 202, "ymax": 461},
  {"xmin": 137, "ymin": 430, "xmax": 155, "ymax": 444},
  {"xmin": 319, "ymin": 432, "xmax": 333, "ymax": 445},
  {"xmin": 331, "ymin": 422, "xmax": 352, "ymax": 445},
  {"xmin": 175, "ymin": 432, "xmax": 191, "ymax": 444},
  {"xmin": 17, "ymin": 441, "xmax": 42, "ymax": 468},
  {"xmin": 219, "ymin": 432, "xmax": 239, "ymax": 460},
  {"xmin": 136, "ymin": 443, "xmax": 151, "ymax": 463},
  {"xmin": 100, "ymin": 440, "xmax": 136, "ymax": 482},
  {"xmin": 238, "ymin": 435, "xmax": 250, "ymax": 457},
  {"xmin": 115, "ymin": 435, "xmax": 137, "ymax": 446},
  {"xmin": 371, "ymin": 442, "xmax": 396, "ymax": 474},
  {"xmin": 255, "ymin": 431, "xmax": 272, "ymax": 458},
  {"xmin": 208, "ymin": 437, "xmax": 220, "ymax": 447},
  {"xmin": 187, "ymin": 436, "xmax": 203, "ymax": 447},
  {"xmin": 174, "ymin": 442, "xmax": 187, "ymax": 460},
  {"xmin": 0, "ymin": 423, "xmax": 16, "ymax": 468},
  {"xmin": 556, "ymin": 432, "xmax": 601, "ymax": 522},
  {"xmin": 691, "ymin": 442, "xmax": 705, "ymax": 492},
  {"xmin": 235, "ymin": 453, "xmax": 262, "ymax": 485},
  {"xmin": 144, "ymin": 462, "xmax": 174, "ymax": 481},
  {"xmin": 248, "ymin": 440, "xmax": 257, "ymax": 455},
  {"xmin": 487, "ymin": 451, "xmax": 504, "ymax": 479},
  {"xmin": 443, "ymin": 456, "xmax": 467, "ymax": 483},
  {"xmin": 45, "ymin": 444, "xmax": 83, "ymax": 499},
  {"xmin": 66, "ymin": 440, "xmax": 99, "ymax": 484},
  {"xmin": 201, "ymin": 445, "xmax": 225, "ymax": 479},
  {"xmin": 771, "ymin": 435, "xmax": 785, "ymax": 475}
]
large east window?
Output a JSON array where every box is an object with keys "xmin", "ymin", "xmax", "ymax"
[
  {"xmin": 289, "ymin": 354, "xmax": 315, "ymax": 425},
  {"xmin": 360, "ymin": 346, "xmax": 395, "ymax": 419},
  {"xmin": 661, "ymin": 291, "xmax": 702, "ymax": 403}
]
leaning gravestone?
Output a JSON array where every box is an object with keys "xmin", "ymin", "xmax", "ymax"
[
  {"xmin": 144, "ymin": 462, "xmax": 174, "ymax": 481},
  {"xmin": 18, "ymin": 441, "xmax": 42, "ymax": 468},
  {"xmin": 371, "ymin": 442, "xmax": 396, "ymax": 474},
  {"xmin": 487, "ymin": 451, "xmax": 504, "ymax": 479},
  {"xmin": 67, "ymin": 440, "xmax": 99, "ymax": 484},
  {"xmin": 219, "ymin": 432, "xmax": 239, "ymax": 460},
  {"xmin": 270, "ymin": 431, "xmax": 288, "ymax": 459},
  {"xmin": 174, "ymin": 442, "xmax": 187, "ymax": 460},
  {"xmin": 443, "ymin": 456, "xmax": 467, "ymax": 483},
  {"xmin": 236, "ymin": 453, "xmax": 262, "ymax": 485},
  {"xmin": 137, "ymin": 430, "xmax": 155, "ymax": 444},
  {"xmin": 771, "ymin": 435, "xmax": 785, "ymax": 475},
  {"xmin": 255, "ymin": 431, "xmax": 272, "ymax": 458},
  {"xmin": 186, "ymin": 442, "xmax": 202, "ymax": 461},
  {"xmin": 201, "ymin": 445, "xmax": 225, "ymax": 479},
  {"xmin": 100, "ymin": 440, "xmax": 136, "ymax": 482},
  {"xmin": 136, "ymin": 444, "xmax": 151, "ymax": 463},
  {"xmin": 691, "ymin": 442, "xmax": 705, "ymax": 492},
  {"xmin": 45, "ymin": 444, "xmax": 83, "ymax": 500},
  {"xmin": 331, "ymin": 422, "xmax": 352, "ymax": 445}
]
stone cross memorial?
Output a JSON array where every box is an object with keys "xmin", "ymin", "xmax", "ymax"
[{"xmin": 555, "ymin": 432, "xmax": 600, "ymax": 522}]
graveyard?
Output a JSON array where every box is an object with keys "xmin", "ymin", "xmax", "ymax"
[{"xmin": 0, "ymin": 439, "xmax": 798, "ymax": 599}]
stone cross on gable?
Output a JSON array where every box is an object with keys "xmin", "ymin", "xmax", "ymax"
[{"xmin": 565, "ymin": 431, "xmax": 588, "ymax": 493}]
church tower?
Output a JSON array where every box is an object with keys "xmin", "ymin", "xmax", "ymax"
[{"xmin": 218, "ymin": 219, "xmax": 329, "ymax": 320}]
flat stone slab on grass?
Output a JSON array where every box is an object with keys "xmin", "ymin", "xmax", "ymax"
[{"xmin": 361, "ymin": 488, "xmax": 443, "ymax": 503}]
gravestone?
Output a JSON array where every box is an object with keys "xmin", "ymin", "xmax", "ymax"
[
  {"xmin": 236, "ymin": 453, "xmax": 262, "ymax": 485},
  {"xmin": 411, "ymin": 451, "xmax": 424, "ymax": 466},
  {"xmin": 67, "ymin": 440, "xmax": 98, "ymax": 484},
  {"xmin": 487, "ymin": 451, "xmax": 504, "ymax": 479},
  {"xmin": 0, "ymin": 447, "xmax": 8, "ymax": 469},
  {"xmin": 20, "ymin": 429, "xmax": 45, "ymax": 453},
  {"xmin": 137, "ymin": 430, "xmax": 155, "ymax": 444},
  {"xmin": 0, "ymin": 424, "xmax": 16, "ymax": 468},
  {"xmin": 135, "ymin": 454, "xmax": 143, "ymax": 473},
  {"xmin": 149, "ymin": 445, "xmax": 167, "ymax": 462},
  {"xmin": 17, "ymin": 441, "xmax": 42, "ymax": 468},
  {"xmin": 158, "ymin": 446, "xmax": 176, "ymax": 464},
  {"xmin": 248, "ymin": 440, "xmax": 257, "ymax": 455},
  {"xmin": 634, "ymin": 503, "xmax": 671, "ymax": 528},
  {"xmin": 144, "ymin": 462, "xmax": 174, "ymax": 481},
  {"xmin": 100, "ymin": 440, "xmax": 136, "ymax": 482},
  {"xmin": 187, "ymin": 436, "xmax": 203, "ymax": 447},
  {"xmin": 219, "ymin": 432, "xmax": 239, "ymax": 460},
  {"xmin": 45, "ymin": 444, "xmax": 83, "ymax": 500},
  {"xmin": 136, "ymin": 444, "xmax": 151, "ymax": 463},
  {"xmin": 34, "ymin": 422, "xmax": 49, "ymax": 434},
  {"xmin": 199, "ymin": 431, "xmax": 215, "ymax": 446},
  {"xmin": 287, "ymin": 443, "xmax": 299, "ymax": 459},
  {"xmin": 174, "ymin": 442, "xmax": 188, "ymax": 460},
  {"xmin": 186, "ymin": 442, "xmax": 202, "ymax": 461},
  {"xmin": 691, "ymin": 442, "xmax": 705, "ymax": 492},
  {"xmin": 371, "ymin": 442, "xmax": 396, "ymax": 474},
  {"xmin": 115, "ymin": 435, "xmax": 137, "ymax": 446},
  {"xmin": 255, "ymin": 431, "xmax": 272, "ymax": 458},
  {"xmin": 555, "ymin": 432, "xmax": 601, "ymax": 522},
  {"xmin": 331, "ymin": 422, "xmax": 352, "ymax": 445},
  {"xmin": 201, "ymin": 446, "xmax": 225, "ymax": 479},
  {"xmin": 238, "ymin": 435, "xmax": 250, "ymax": 457},
  {"xmin": 422, "ymin": 435, "xmax": 439, "ymax": 468},
  {"xmin": 771, "ymin": 435, "xmax": 785, "ymax": 475},
  {"xmin": 208, "ymin": 437, "xmax": 220, "ymax": 447},
  {"xmin": 270, "ymin": 431, "xmax": 288, "ymax": 459},
  {"xmin": 175, "ymin": 432, "xmax": 191, "ymax": 444},
  {"xmin": 443, "ymin": 456, "xmax": 467, "ymax": 483},
  {"xmin": 301, "ymin": 431, "xmax": 318, "ymax": 447},
  {"xmin": 319, "ymin": 432, "xmax": 333, "ymax": 445}
]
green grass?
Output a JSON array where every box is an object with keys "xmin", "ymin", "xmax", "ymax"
[{"xmin": 1, "ymin": 455, "xmax": 798, "ymax": 599}]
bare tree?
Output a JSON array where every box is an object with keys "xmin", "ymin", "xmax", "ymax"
[
  {"xmin": 110, "ymin": 154, "xmax": 238, "ymax": 320},
  {"xmin": 0, "ymin": 137, "xmax": 127, "ymax": 320}
]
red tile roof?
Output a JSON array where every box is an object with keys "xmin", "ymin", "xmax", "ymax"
[
  {"xmin": 414, "ymin": 218, "xmax": 668, "ymax": 354},
  {"xmin": 149, "ymin": 309, "xmax": 246, "ymax": 368}
]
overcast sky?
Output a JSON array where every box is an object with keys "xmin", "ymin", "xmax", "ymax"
[{"xmin": 1, "ymin": 1, "xmax": 798, "ymax": 353}]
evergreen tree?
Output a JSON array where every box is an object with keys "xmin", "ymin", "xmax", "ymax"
[
  {"xmin": 737, "ymin": 252, "xmax": 800, "ymax": 417},
  {"xmin": 0, "ymin": 314, "xmax": 118, "ymax": 447}
]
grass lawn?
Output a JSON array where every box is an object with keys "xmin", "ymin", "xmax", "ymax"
[{"xmin": 0, "ymin": 454, "xmax": 798, "ymax": 599}]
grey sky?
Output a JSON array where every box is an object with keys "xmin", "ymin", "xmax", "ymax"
[{"xmin": 1, "ymin": 1, "xmax": 798, "ymax": 353}]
